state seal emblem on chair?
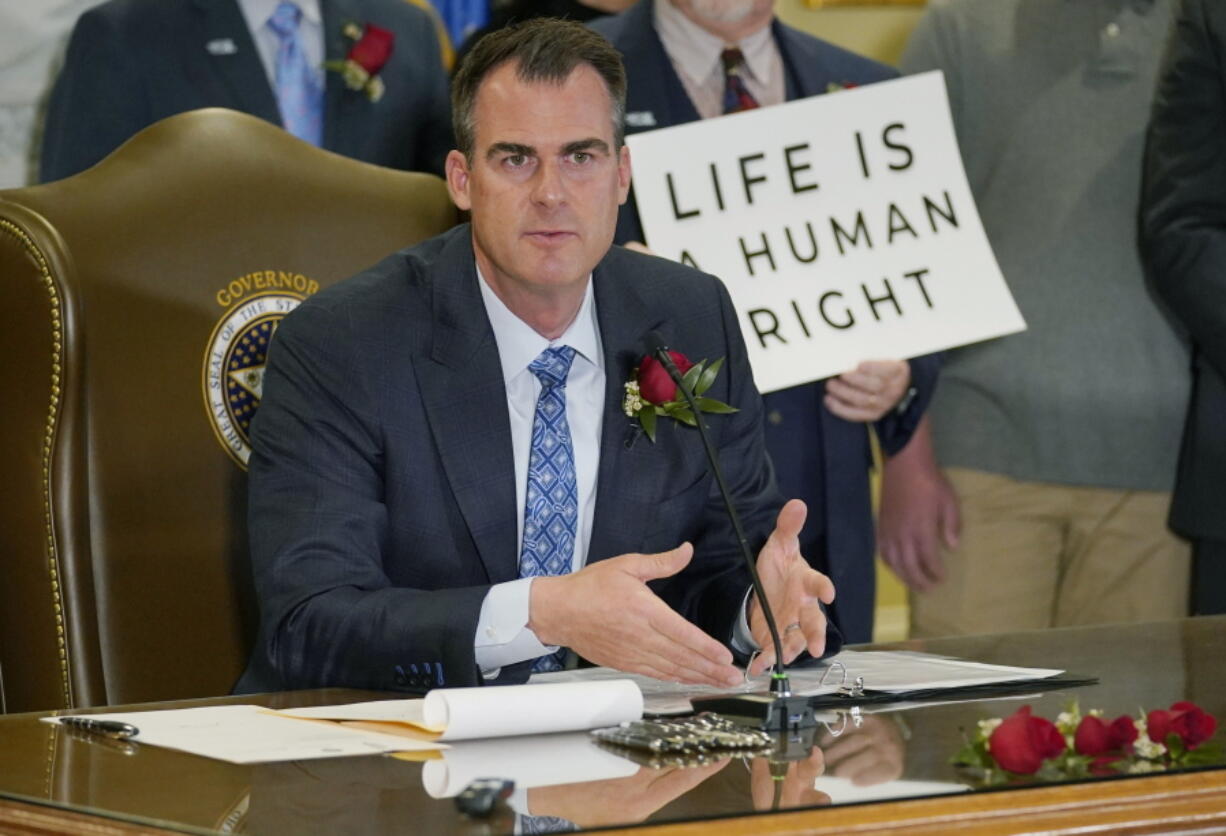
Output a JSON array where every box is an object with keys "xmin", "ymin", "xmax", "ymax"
[{"xmin": 202, "ymin": 271, "xmax": 320, "ymax": 467}]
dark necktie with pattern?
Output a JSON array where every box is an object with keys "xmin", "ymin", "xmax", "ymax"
[{"xmin": 721, "ymin": 47, "xmax": 760, "ymax": 114}]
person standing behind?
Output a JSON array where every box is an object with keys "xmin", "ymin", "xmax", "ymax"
[
  {"xmin": 591, "ymin": 0, "xmax": 941, "ymax": 644},
  {"xmin": 881, "ymin": 0, "xmax": 1191, "ymax": 636},
  {"xmin": 1143, "ymin": 0, "xmax": 1226, "ymax": 616},
  {"xmin": 40, "ymin": 0, "xmax": 453, "ymax": 182}
]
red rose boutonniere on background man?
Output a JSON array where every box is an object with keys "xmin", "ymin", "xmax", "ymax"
[
  {"xmin": 622, "ymin": 351, "xmax": 737, "ymax": 442},
  {"xmin": 324, "ymin": 22, "xmax": 394, "ymax": 102}
]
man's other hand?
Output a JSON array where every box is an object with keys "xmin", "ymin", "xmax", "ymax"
[
  {"xmin": 748, "ymin": 499, "xmax": 835, "ymax": 675},
  {"xmin": 824, "ymin": 359, "xmax": 911, "ymax": 423},
  {"xmin": 878, "ymin": 416, "xmax": 959, "ymax": 591},
  {"xmin": 528, "ymin": 544, "xmax": 742, "ymax": 687}
]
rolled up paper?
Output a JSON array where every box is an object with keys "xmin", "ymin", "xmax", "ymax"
[
  {"xmin": 280, "ymin": 679, "xmax": 643, "ymax": 742},
  {"xmin": 427, "ymin": 679, "xmax": 643, "ymax": 741}
]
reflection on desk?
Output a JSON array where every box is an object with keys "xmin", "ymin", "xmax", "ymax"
[{"xmin": 0, "ymin": 618, "xmax": 1225, "ymax": 835}]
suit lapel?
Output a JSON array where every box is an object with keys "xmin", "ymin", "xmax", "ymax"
[
  {"xmin": 586, "ymin": 257, "xmax": 681, "ymax": 563},
  {"xmin": 320, "ymin": 0, "xmax": 361, "ymax": 153},
  {"xmin": 413, "ymin": 231, "xmax": 521, "ymax": 585},
  {"xmin": 192, "ymin": 0, "xmax": 281, "ymax": 124},
  {"xmin": 620, "ymin": 0, "xmax": 702, "ymax": 134},
  {"xmin": 773, "ymin": 20, "xmax": 837, "ymax": 100}
]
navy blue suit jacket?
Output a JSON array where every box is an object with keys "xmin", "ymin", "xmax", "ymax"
[
  {"xmin": 40, "ymin": 0, "xmax": 452, "ymax": 182},
  {"xmin": 593, "ymin": 2, "xmax": 940, "ymax": 642},
  {"xmin": 236, "ymin": 226, "xmax": 823, "ymax": 693}
]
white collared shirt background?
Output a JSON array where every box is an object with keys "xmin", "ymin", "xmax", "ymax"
[
  {"xmin": 472, "ymin": 265, "xmax": 606, "ymax": 675},
  {"xmin": 652, "ymin": 0, "xmax": 785, "ymax": 119}
]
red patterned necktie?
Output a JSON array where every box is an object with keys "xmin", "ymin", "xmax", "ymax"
[{"xmin": 721, "ymin": 47, "xmax": 760, "ymax": 114}]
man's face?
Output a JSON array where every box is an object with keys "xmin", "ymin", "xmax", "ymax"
[
  {"xmin": 446, "ymin": 62, "xmax": 631, "ymax": 311},
  {"xmin": 672, "ymin": 0, "xmax": 774, "ymax": 37}
]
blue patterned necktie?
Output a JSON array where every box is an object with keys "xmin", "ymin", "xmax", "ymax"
[
  {"xmin": 519, "ymin": 345, "xmax": 578, "ymax": 673},
  {"xmin": 519, "ymin": 813, "xmax": 578, "ymax": 833},
  {"xmin": 267, "ymin": 1, "xmax": 323, "ymax": 145}
]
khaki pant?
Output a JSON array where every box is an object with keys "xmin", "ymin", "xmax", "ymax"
[{"xmin": 909, "ymin": 468, "xmax": 1191, "ymax": 638}]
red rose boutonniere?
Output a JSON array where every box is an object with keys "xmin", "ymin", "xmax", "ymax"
[
  {"xmin": 622, "ymin": 351, "xmax": 737, "ymax": 443},
  {"xmin": 324, "ymin": 21, "xmax": 394, "ymax": 102},
  {"xmin": 953, "ymin": 701, "xmax": 1221, "ymax": 785},
  {"xmin": 825, "ymin": 81, "xmax": 859, "ymax": 94}
]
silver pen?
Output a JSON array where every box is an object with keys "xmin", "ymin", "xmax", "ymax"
[{"xmin": 59, "ymin": 716, "xmax": 139, "ymax": 740}]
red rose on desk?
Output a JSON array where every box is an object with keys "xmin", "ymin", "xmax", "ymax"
[
  {"xmin": 1150, "ymin": 701, "xmax": 1218, "ymax": 749},
  {"xmin": 637, "ymin": 351, "xmax": 694, "ymax": 404},
  {"xmin": 1073, "ymin": 713, "xmax": 1136, "ymax": 756},
  {"xmin": 988, "ymin": 706, "xmax": 1066, "ymax": 774},
  {"xmin": 348, "ymin": 23, "xmax": 394, "ymax": 76},
  {"xmin": 956, "ymin": 700, "xmax": 1221, "ymax": 785}
]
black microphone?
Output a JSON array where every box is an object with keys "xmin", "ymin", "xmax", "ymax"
[{"xmin": 643, "ymin": 331, "xmax": 815, "ymax": 730}]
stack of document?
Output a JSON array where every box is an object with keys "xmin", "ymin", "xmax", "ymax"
[
  {"xmin": 43, "ymin": 650, "xmax": 1078, "ymax": 764},
  {"xmin": 43, "ymin": 679, "xmax": 643, "ymax": 764},
  {"xmin": 531, "ymin": 649, "xmax": 1071, "ymax": 714}
]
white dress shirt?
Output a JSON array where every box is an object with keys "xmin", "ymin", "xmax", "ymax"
[
  {"xmin": 472, "ymin": 266, "xmax": 606, "ymax": 674},
  {"xmin": 469, "ymin": 264, "xmax": 760, "ymax": 676},
  {"xmin": 236, "ymin": 0, "xmax": 325, "ymax": 91},
  {"xmin": 653, "ymin": 0, "xmax": 784, "ymax": 119}
]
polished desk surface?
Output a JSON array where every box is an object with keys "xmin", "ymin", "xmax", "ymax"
[{"xmin": 2, "ymin": 618, "xmax": 1226, "ymax": 835}]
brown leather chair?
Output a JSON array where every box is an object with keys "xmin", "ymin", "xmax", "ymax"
[{"xmin": 0, "ymin": 109, "xmax": 459, "ymax": 713}]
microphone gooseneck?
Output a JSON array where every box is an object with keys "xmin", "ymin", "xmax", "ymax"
[{"xmin": 644, "ymin": 331, "xmax": 792, "ymax": 698}]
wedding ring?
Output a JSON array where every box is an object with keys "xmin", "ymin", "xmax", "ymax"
[{"xmin": 784, "ymin": 622, "xmax": 802, "ymax": 634}]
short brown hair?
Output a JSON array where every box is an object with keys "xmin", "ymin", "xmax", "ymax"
[{"xmin": 451, "ymin": 18, "xmax": 627, "ymax": 160}]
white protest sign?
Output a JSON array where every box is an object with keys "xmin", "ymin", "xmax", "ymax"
[{"xmin": 626, "ymin": 71, "xmax": 1025, "ymax": 393}]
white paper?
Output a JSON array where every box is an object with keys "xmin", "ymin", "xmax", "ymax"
[
  {"xmin": 420, "ymin": 732, "xmax": 638, "ymax": 798},
  {"xmin": 531, "ymin": 650, "xmax": 1063, "ymax": 714},
  {"xmin": 282, "ymin": 679, "xmax": 644, "ymax": 741},
  {"xmin": 627, "ymin": 72, "xmax": 1025, "ymax": 392},
  {"xmin": 43, "ymin": 705, "xmax": 443, "ymax": 764}
]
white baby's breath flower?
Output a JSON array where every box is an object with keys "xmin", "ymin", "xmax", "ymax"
[
  {"xmin": 978, "ymin": 717, "xmax": 1002, "ymax": 737},
  {"xmin": 1134, "ymin": 737, "xmax": 1166, "ymax": 759},
  {"xmin": 1128, "ymin": 759, "xmax": 1164, "ymax": 774},
  {"xmin": 622, "ymin": 381, "xmax": 644, "ymax": 417}
]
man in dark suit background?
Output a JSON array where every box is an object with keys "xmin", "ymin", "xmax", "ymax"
[
  {"xmin": 40, "ymin": 0, "xmax": 452, "ymax": 181},
  {"xmin": 1143, "ymin": 0, "xmax": 1226, "ymax": 616},
  {"xmin": 592, "ymin": 0, "xmax": 940, "ymax": 644},
  {"xmin": 237, "ymin": 18, "xmax": 838, "ymax": 694}
]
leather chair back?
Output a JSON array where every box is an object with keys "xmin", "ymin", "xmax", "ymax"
[{"xmin": 0, "ymin": 109, "xmax": 459, "ymax": 713}]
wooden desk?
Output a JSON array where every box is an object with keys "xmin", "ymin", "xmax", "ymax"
[{"xmin": 2, "ymin": 618, "xmax": 1224, "ymax": 835}]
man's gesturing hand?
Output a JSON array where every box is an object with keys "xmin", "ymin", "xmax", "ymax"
[
  {"xmin": 528, "ymin": 544, "xmax": 742, "ymax": 687},
  {"xmin": 748, "ymin": 499, "xmax": 835, "ymax": 675}
]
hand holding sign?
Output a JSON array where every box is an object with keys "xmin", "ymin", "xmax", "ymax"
[{"xmin": 824, "ymin": 359, "xmax": 911, "ymax": 423}]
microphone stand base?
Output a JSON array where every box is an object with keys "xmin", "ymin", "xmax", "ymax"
[{"xmin": 689, "ymin": 693, "xmax": 817, "ymax": 731}]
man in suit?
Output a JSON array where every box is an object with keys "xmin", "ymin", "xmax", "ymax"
[
  {"xmin": 40, "ymin": 0, "xmax": 452, "ymax": 182},
  {"xmin": 591, "ymin": 0, "xmax": 940, "ymax": 644},
  {"xmin": 1143, "ymin": 0, "xmax": 1226, "ymax": 616},
  {"xmin": 237, "ymin": 17, "xmax": 837, "ymax": 693}
]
